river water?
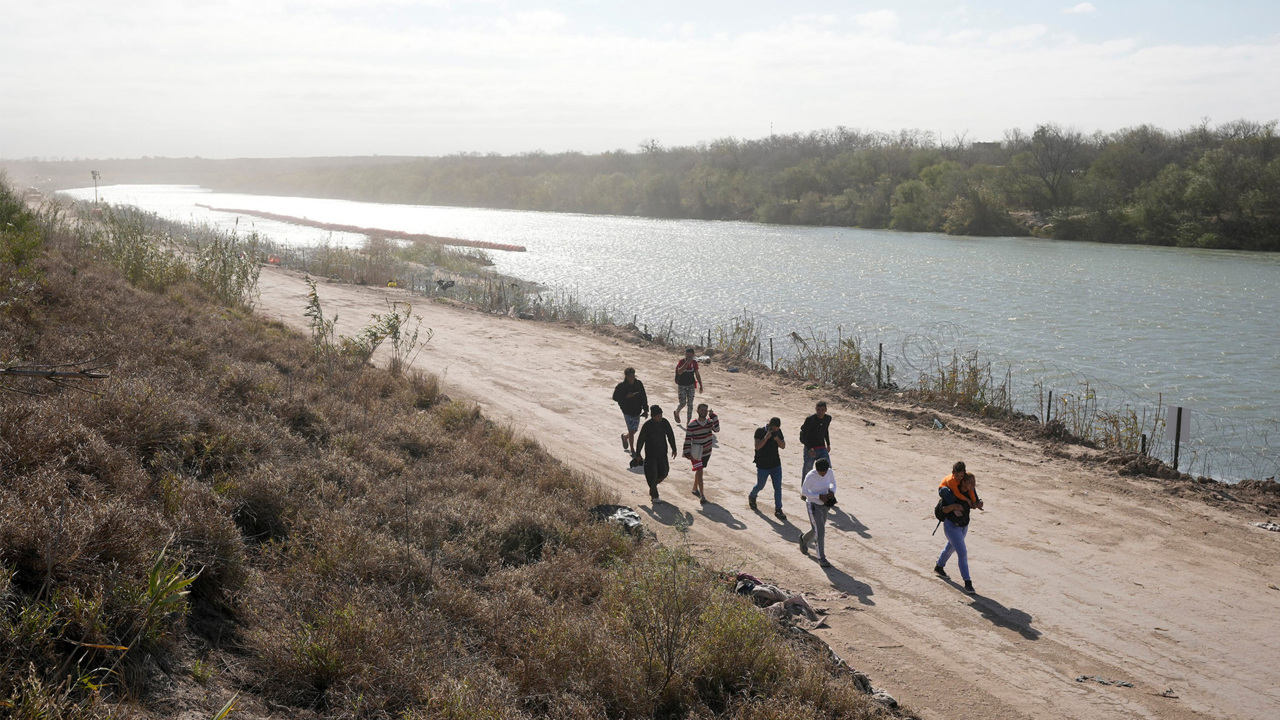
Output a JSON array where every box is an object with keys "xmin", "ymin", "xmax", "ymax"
[{"xmin": 64, "ymin": 184, "xmax": 1280, "ymax": 479}]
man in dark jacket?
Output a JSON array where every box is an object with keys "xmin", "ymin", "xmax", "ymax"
[
  {"xmin": 798, "ymin": 400, "xmax": 833, "ymax": 480},
  {"xmin": 612, "ymin": 367, "xmax": 648, "ymax": 455},
  {"xmin": 634, "ymin": 405, "xmax": 677, "ymax": 502},
  {"xmin": 749, "ymin": 416, "xmax": 787, "ymax": 519}
]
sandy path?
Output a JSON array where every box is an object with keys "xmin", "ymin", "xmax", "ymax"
[{"xmin": 257, "ymin": 267, "xmax": 1280, "ymax": 720}]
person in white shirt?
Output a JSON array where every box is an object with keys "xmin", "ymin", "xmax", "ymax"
[{"xmin": 799, "ymin": 458, "xmax": 836, "ymax": 567}]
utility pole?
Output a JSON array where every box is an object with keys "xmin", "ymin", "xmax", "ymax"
[{"xmin": 91, "ymin": 170, "xmax": 100, "ymax": 204}]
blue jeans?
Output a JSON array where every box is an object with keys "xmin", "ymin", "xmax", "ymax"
[
  {"xmin": 750, "ymin": 465, "xmax": 783, "ymax": 508},
  {"xmin": 937, "ymin": 520, "xmax": 970, "ymax": 581},
  {"xmin": 801, "ymin": 446, "xmax": 830, "ymax": 480}
]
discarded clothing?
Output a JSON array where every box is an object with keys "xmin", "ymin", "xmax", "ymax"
[
  {"xmin": 782, "ymin": 594, "xmax": 820, "ymax": 622},
  {"xmin": 750, "ymin": 584, "xmax": 788, "ymax": 607},
  {"xmin": 587, "ymin": 505, "xmax": 643, "ymax": 532}
]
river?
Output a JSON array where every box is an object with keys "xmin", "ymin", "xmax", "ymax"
[{"xmin": 63, "ymin": 184, "xmax": 1280, "ymax": 479}]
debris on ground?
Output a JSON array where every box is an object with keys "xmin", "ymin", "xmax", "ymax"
[
  {"xmin": 1251, "ymin": 521, "xmax": 1280, "ymax": 532},
  {"xmin": 588, "ymin": 504, "xmax": 643, "ymax": 532},
  {"xmin": 871, "ymin": 690, "xmax": 899, "ymax": 708},
  {"xmin": 783, "ymin": 622, "xmax": 892, "ymax": 703},
  {"xmin": 731, "ymin": 569, "xmax": 925, "ymax": 706},
  {"xmin": 733, "ymin": 573, "xmax": 825, "ymax": 628},
  {"xmin": 1075, "ymin": 675, "xmax": 1134, "ymax": 687}
]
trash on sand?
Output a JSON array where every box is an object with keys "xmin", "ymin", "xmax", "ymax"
[
  {"xmin": 736, "ymin": 571, "xmax": 825, "ymax": 629},
  {"xmin": 727, "ymin": 366, "xmax": 740, "ymax": 373},
  {"xmin": 1076, "ymin": 675, "xmax": 1134, "ymax": 688},
  {"xmin": 871, "ymin": 690, "xmax": 898, "ymax": 708},
  {"xmin": 1251, "ymin": 521, "xmax": 1280, "ymax": 532},
  {"xmin": 933, "ymin": 418, "xmax": 945, "ymax": 430},
  {"xmin": 588, "ymin": 505, "xmax": 643, "ymax": 531}
]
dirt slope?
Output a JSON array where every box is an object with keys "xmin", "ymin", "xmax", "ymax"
[{"xmin": 257, "ymin": 266, "xmax": 1280, "ymax": 720}]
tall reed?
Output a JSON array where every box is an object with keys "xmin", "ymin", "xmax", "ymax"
[{"xmin": 913, "ymin": 349, "xmax": 1014, "ymax": 417}]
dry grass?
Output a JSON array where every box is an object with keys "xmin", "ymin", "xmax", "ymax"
[{"xmin": 1, "ymin": 180, "xmax": 909, "ymax": 719}]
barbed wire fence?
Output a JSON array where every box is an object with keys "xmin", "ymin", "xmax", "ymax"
[
  {"xmin": 619, "ymin": 312, "xmax": 1278, "ymax": 483},
  {"xmin": 253, "ymin": 239, "xmax": 1280, "ymax": 484}
]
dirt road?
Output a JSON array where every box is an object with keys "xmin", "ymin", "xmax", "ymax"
[{"xmin": 258, "ymin": 267, "xmax": 1280, "ymax": 720}]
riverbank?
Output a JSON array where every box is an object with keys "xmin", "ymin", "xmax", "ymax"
[
  {"xmin": 0, "ymin": 183, "xmax": 915, "ymax": 719},
  {"xmin": 51, "ymin": 184, "xmax": 1280, "ymax": 484},
  {"xmin": 257, "ymin": 265, "xmax": 1280, "ymax": 720}
]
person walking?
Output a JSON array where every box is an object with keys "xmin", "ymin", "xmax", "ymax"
[
  {"xmin": 682, "ymin": 403, "xmax": 719, "ymax": 504},
  {"xmin": 612, "ymin": 367, "xmax": 648, "ymax": 455},
  {"xmin": 799, "ymin": 400, "xmax": 833, "ymax": 480},
  {"xmin": 673, "ymin": 348, "xmax": 702, "ymax": 426},
  {"xmin": 749, "ymin": 416, "xmax": 787, "ymax": 519},
  {"xmin": 634, "ymin": 405, "xmax": 677, "ymax": 503},
  {"xmin": 799, "ymin": 458, "xmax": 836, "ymax": 567},
  {"xmin": 934, "ymin": 461, "xmax": 984, "ymax": 594}
]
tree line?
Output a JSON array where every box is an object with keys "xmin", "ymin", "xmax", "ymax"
[{"xmin": 16, "ymin": 119, "xmax": 1277, "ymax": 250}]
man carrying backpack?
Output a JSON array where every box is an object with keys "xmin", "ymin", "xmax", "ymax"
[
  {"xmin": 612, "ymin": 367, "xmax": 648, "ymax": 456},
  {"xmin": 673, "ymin": 348, "xmax": 702, "ymax": 427},
  {"xmin": 934, "ymin": 461, "xmax": 984, "ymax": 594}
]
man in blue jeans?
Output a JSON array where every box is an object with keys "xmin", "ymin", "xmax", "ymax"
[
  {"xmin": 798, "ymin": 400, "xmax": 832, "ymax": 480},
  {"xmin": 749, "ymin": 417, "xmax": 787, "ymax": 519}
]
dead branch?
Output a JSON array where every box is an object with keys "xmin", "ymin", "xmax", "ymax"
[{"xmin": 1, "ymin": 367, "xmax": 111, "ymax": 380}]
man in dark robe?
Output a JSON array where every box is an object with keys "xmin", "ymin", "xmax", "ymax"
[{"xmin": 634, "ymin": 404, "xmax": 677, "ymax": 502}]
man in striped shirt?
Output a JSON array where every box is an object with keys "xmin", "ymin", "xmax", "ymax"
[{"xmin": 682, "ymin": 403, "xmax": 720, "ymax": 504}]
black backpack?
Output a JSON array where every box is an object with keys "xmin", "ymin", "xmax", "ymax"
[{"xmin": 935, "ymin": 488, "xmax": 974, "ymax": 525}]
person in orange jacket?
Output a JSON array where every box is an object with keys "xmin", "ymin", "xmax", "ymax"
[{"xmin": 934, "ymin": 461, "xmax": 984, "ymax": 594}]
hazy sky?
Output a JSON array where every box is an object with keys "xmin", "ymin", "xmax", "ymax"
[{"xmin": 3, "ymin": 1, "xmax": 1278, "ymax": 159}]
